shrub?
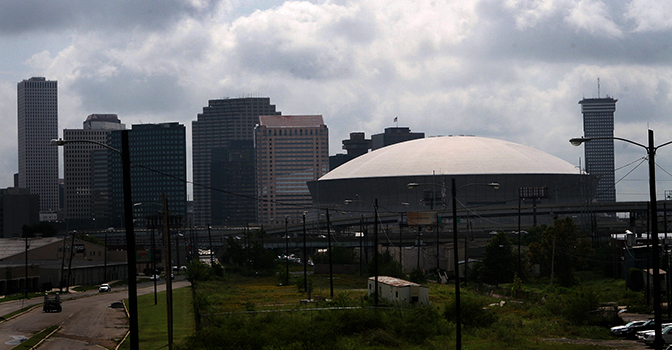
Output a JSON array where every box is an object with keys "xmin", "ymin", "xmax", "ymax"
[
  {"xmin": 409, "ymin": 268, "xmax": 427, "ymax": 284},
  {"xmin": 444, "ymin": 294, "xmax": 497, "ymax": 327},
  {"xmin": 186, "ymin": 259, "xmax": 212, "ymax": 284},
  {"xmin": 396, "ymin": 306, "xmax": 446, "ymax": 344}
]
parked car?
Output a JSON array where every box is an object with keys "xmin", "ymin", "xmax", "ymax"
[
  {"xmin": 149, "ymin": 275, "xmax": 160, "ymax": 281},
  {"xmin": 636, "ymin": 323, "xmax": 672, "ymax": 341},
  {"xmin": 99, "ymin": 283, "xmax": 111, "ymax": 292},
  {"xmin": 640, "ymin": 325, "xmax": 672, "ymax": 344},
  {"xmin": 611, "ymin": 320, "xmax": 647, "ymax": 336},
  {"xmin": 627, "ymin": 319, "xmax": 669, "ymax": 338}
]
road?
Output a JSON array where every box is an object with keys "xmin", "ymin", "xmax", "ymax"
[{"xmin": 0, "ymin": 279, "xmax": 191, "ymax": 350}]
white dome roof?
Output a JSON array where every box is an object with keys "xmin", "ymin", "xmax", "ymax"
[{"xmin": 322, "ymin": 136, "xmax": 578, "ymax": 180}]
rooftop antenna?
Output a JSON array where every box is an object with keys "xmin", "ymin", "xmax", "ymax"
[{"xmin": 597, "ymin": 78, "xmax": 600, "ymax": 98}]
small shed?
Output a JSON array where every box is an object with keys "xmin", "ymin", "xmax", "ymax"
[{"xmin": 368, "ymin": 276, "xmax": 429, "ymax": 305}]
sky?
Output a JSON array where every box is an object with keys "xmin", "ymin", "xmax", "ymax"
[{"xmin": 1, "ymin": 0, "xmax": 672, "ymax": 202}]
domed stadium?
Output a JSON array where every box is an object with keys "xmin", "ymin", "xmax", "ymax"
[{"xmin": 308, "ymin": 135, "xmax": 594, "ymax": 215}]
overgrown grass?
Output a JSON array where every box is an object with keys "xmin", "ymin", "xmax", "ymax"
[
  {"xmin": 177, "ymin": 270, "xmax": 632, "ymax": 349},
  {"xmin": 118, "ymin": 286, "xmax": 195, "ymax": 350}
]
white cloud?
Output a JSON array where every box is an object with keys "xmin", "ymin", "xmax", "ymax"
[
  {"xmin": 1, "ymin": 0, "xmax": 672, "ymax": 201},
  {"xmin": 626, "ymin": 0, "xmax": 672, "ymax": 32},
  {"xmin": 565, "ymin": 0, "xmax": 623, "ymax": 37}
]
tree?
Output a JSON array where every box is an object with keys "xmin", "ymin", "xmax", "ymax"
[
  {"xmin": 313, "ymin": 246, "xmax": 357, "ymax": 265},
  {"xmin": 478, "ymin": 231, "xmax": 515, "ymax": 285},
  {"xmin": 528, "ymin": 217, "xmax": 593, "ymax": 287},
  {"xmin": 368, "ymin": 251, "xmax": 405, "ymax": 279}
]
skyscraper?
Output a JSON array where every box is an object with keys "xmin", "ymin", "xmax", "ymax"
[
  {"xmin": 192, "ymin": 97, "xmax": 281, "ymax": 226},
  {"xmin": 255, "ymin": 115, "xmax": 328, "ymax": 225},
  {"xmin": 579, "ymin": 96, "xmax": 617, "ymax": 202},
  {"xmin": 63, "ymin": 114, "xmax": 126, "ymax": 227},
  {"xmin": 17, "ymin": 77, "xmax": 59, "ymax": 220},
  {"xmin": 109, "ymin": 123, "xmax": 187, "ymax": 227}
]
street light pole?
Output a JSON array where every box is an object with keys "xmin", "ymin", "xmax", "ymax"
[
  {"xmin": 285, "ymin": 217, "xmax": 289, "ymax": 286},
  {"xmin": 207, "ymin": 224, "xmax": 213, "ymax": 266},
  {"xmin": 451, "ymin": 178, "xmax": 462, "ymax": 350},
  {"xmin": 51, "ymin": 133, "xmax": 140, "ymax": 350},
  {"xmin": 407, "ymin": 180, "xmax": 499, "ymax": 350},
  {"xmin": 374, "ymin": 198, "xmax": 379, "ymax": 307},
  {"xmin": 570, "ymin": 129, "xmax": 672, "ymax": 350},
  {"xmin": 120, "ymin": 131, "xmax": 140, "ymax": 350}
]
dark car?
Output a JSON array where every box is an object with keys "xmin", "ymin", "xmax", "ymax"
[{"xmin": 611, "ymin": 320, "xmax": 647, "ymax": 336}]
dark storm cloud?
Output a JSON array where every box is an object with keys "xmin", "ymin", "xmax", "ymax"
[{"xmin": 0, "ymin": 0, "xmax": 217, "ymax": 34}]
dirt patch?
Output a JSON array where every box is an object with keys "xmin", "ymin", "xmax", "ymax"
[{"xmin": 543, "ymin": 337, "xmax": 650, "ymax": 349}]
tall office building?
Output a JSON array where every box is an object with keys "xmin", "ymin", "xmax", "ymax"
[
  {"xmin": 17, "ymin": 77, "xmax": 59, "ymax": 220},
  {"xmin": 63, "ymin": 114, "xmax": 126, "ymax": 227},
  {"xmin": 579, "ymin": 96, "xmax": 617, "ymax": 202},
  {"xmin": 255, "ymin": 115, "xmax": 328, "ymax": 225},
  {"xmin": 109, "ymin": 123, "xmax": 187, "ymax": 227},
  {"xmin": 211, "ymin": 140, "xmax": 256, "ymax": 226},
  {"xmin": 371, "ymin": 127, "xmax": 424, "ymax": 150},
  {"xmin": 192, "ymin": 97, "xmax": 281, "ymax": 226}
]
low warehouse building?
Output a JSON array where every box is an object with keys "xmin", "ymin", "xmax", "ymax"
[{"xmin": 369, "ymin": 276, "xmax": 429, "ymax": 305}]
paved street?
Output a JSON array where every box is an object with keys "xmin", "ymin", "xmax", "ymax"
[{"xmin": 0, "ymin": 278, "xmax": 190, "ymax": 350}]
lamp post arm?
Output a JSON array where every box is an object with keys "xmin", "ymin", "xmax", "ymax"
[
  {"xmin": 655, "ymin": 139, "xmax": 672, "ymax": 152},
  {"xmin": 50, "ymin": 138, "xmax": 122, "ymax": 155},
  {"xmin": 570, "ymin": 136, "xmax": 647, "ymax": 150}
]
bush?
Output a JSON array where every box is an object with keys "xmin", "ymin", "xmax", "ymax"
[
  {"xmin": 185, "ymin": 260, "xmax": 212, "ymax": 284},
  {"xmin": 395, "ymin": 306, "xmax": 447, "ymax": 344},
  {"xmin": 409, "ymin": 268, "xmax": 427, "ymax": 284},
  {"xmin": 444, "ymin": 294, "xmax": 497, "ymax": 327}
]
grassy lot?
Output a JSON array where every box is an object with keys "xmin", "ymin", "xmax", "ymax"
[
  {"xmin": 175, "ymin": 268, "xmax": 636, "ymax": 350},
  {"xmin": 119, "ymin": 286, "xmax": 195, "ymax": 350}
]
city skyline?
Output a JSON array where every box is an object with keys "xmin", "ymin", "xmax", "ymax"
[{"xmin": 1, "ymin": 1, "xmax": 672, "ymax": 202}]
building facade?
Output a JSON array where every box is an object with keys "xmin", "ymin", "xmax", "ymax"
[
  {"xmin": 63, "ymin": 115, "xmax": 126, "ymax": 227},
  {"xmin": 17, "ymin": 77, "xmax": 59, "ymax": 220},
  {"xmin": 330, "ymin": 132, "xmax": 372, "ymax": 171},
  {"xmin": 210, "ymin": 140, "xmax": 256, "ymax": 226},
  {"xmin": 255, "ymin": 115, "xmax": 328, "ymax": 225},
  {"xmin": 371, "ymin": 127, "xmax": 424, "ymax": 150},
  {"xmin": 109, "ymin": 123, "xmax": 187, "ymax": 228},
  {"xmin": 579, "ymin": 97, "xmax": 617, "ymax": 202},
  {"xmin": 192, "ymin": 97, "xmax": 281, "ymax": 226},
  {"xmin": 0, "ymin": 187, "xmax": 39, "ymax": 238}
]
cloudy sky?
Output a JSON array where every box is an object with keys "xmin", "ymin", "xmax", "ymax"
[{"xmin": 1, "ymin": 0, "xmax": 672, "ymax": 202}]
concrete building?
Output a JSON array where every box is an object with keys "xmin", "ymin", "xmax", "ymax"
[
  {"xmin": 0, "ymin": 188, "xmax": 39, "ymax": 238},
  {"xmin": 63, "ymin": 114, "xmax": 126, "ymax": 228},
  {"xmin": 255, "ymin": 115, "xmax": 329, "ymax": 225},
  {"xmin": 579, "ymin": 97, "xmax": 617, "ymax": 202},
  {"xmin": 109, "ymin": 123, "xmax": 187, "ymax": 228},
  {"xmin": 368, "ymin": 276, "xmax": 429, "ymax": 305},
  {"xmin": 309, "ymin": 136, "xmax": 594, "ymax": 220},
  {"xmin": 371, "ymin": 127, "xmax": 424, "ymax": 150},
  {"xmin": 0, "ymin": 237, "xmax": 126, "ymax": 295},
  {"xmin": 192, "ymin": 97, "xmax": 281, "ymax": 226},
  {"xmin": 329, "ymin": 132, "xmax": 372, "ymax": 171},
  {"xmin": 211, "ymin": 140, "xmax": 256, "ymax": 226},
  {"xmin": 17, "ymin": 77, "xmax": 59, "ymax": 221}
]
